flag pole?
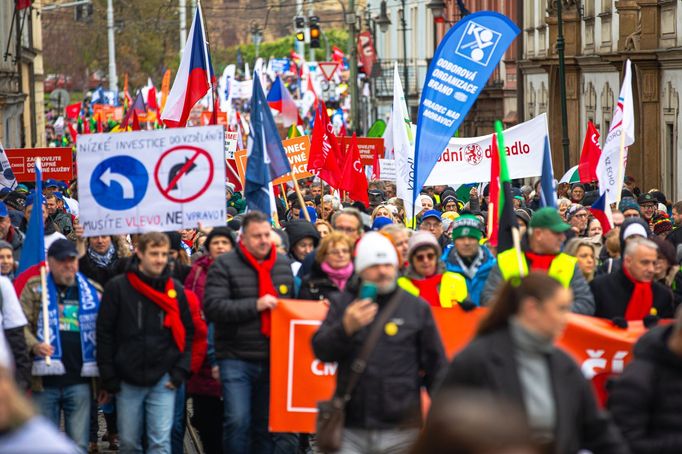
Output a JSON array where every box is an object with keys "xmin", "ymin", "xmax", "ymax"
[
  {"xmin": 292, "ymin": 177, "xmax": 311, "ymax": 222},
  {"xmin": 40, "ymin": 264, "xmax": 51, "ymax": 366},
  {"xmin": 280, "ymin": 184, "xmax": 290, "ymax": 210},
  {"xmin": 615, "ymin": 122, "xmax": 626, "ymax": 205},
  {"xmin": 197, "ymin": 0, "xmax": 215, "ymax": 117}
]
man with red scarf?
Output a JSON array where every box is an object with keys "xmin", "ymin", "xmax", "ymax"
[
  {"xmin": 96, "ymin": 232, "xmax": 195, "ymax": 453},
  {"xmin": 591, "ymin": 237, "xmax": 674, "ymax": 320},
  {"xmin": 203, "ymin": 211, "xmax": 295, "ymax": 454}
]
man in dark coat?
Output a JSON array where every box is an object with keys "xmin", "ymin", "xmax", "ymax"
[
  {"xmin": 313, "ymin": 232, "xmax": 446, "ymax": 452},
  {"xmin": 97, "ymin": 232, "xmax": 195, "ymax": 453},
  {"xmin": 591, "ymin": 236, "xmax": 674, "ymax": 320},
  {"xmin": 203, "ymin": 211, "xmax": 295, "ymax": 454},
  {"xmin": 609, "ymin": 310, "xmax": 682, "ymax": 453}
]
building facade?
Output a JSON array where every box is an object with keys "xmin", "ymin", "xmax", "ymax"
[
  {"xmin": 367, "ymin": 0, "xmax": 519, "ymax": 136},
  {"xmin": 521, "ymin": 0, "xmax": 682, "ymax": 200},
  {"xmin": 0, "ymin": 2, "xmax": 45, "ymax": 148}
]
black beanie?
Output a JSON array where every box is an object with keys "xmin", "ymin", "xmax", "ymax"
[{"xmin": 205, "ymin": 226, "xmax": 235, "ymax": 250}]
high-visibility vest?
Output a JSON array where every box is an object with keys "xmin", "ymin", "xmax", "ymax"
[
  {"xmin": 397, "ymin": 272, "xmax": 469, "ymax": 307},
  {"xmin": 497, "ymin": 249, "xmax": 576, "ymax": 288}
]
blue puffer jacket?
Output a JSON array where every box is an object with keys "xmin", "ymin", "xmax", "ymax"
[{"xmin": 442, "ymin": 244, "xmax": 496, "ymax": 306}]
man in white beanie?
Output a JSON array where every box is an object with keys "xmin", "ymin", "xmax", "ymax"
[{"xmin": 313, "ymin": 232, "xmax": 446, "ymax": 453}]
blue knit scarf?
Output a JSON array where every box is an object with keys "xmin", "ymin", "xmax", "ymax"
[{"xmin": 32, "ymin": 272, "xmax": 100, "ymax": 377}]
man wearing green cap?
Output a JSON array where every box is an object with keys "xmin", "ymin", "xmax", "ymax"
[
  {"xmin": 442, "ymin": 215, "xmax": 496, "ymax": 306},
  {"xmin": 481, "ymin": 207, "xmax": 595, "ymax": 315}
]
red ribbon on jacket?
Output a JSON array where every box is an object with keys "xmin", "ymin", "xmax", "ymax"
[
  {"xmin": 127, "ymin": 272, "xmax": 186, "ymax": 352},
  {"xmin": 238, "ymin": 242, "xmax": 278, "ymax": 337},
  {"xmin": 622, "ymin": 266, "xmax": 654, "ymax": 321}
]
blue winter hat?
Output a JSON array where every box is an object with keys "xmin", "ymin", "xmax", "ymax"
[
  {"xmin": 371, "ymin": 216, "xmax": 394, "ymax": 231},
  {"xmin": 299, "ymin": 206, "xmax": 318, "ymax": 223}
]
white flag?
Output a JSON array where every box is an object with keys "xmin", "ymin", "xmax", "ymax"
[
  {"xmin": 597, "ymin": 59, "xmax": 634, "ymax": 205},
  {"xmin": 392, "ymin": 63, "xmax": 421, "ymax": 221},
  {"xmin": 0, "ymin": 143, "xmax": 17, "ymax": 191}
]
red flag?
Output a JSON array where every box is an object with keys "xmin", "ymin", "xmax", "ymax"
[
  {"xmin": 147, "ymin": 86, "xmax": 159, "ymax": 112},
  {"xmin": 131, "ymin": 110, "xmax": 141, "ymax": 131},
  {"xmin": 309, "ymin": 102, "xmax": 342, "ymax": 188},
  {"xmin": 488, "ymin": 133, "xmax": 500, "ymax": 246},
  {"xmin": 65, "ymin": 102, "xmax": 81, "ymax": 120},
  {"xmin": 226, "ymin": 159, "xmax": 243, "ymax": 192},
  {"xmin": 96, "ymin": 115, "xmax": 103, "ymax": 133},
  {"xmin": 16, "ymin": 0, "xmax": 31, "ymax": 10},
  {"xmin": 340, "ymin": 133, "xmax": 369, "ymax": 206},
  {"xmin": 332, "ymin": 46, "xmax": 345, "ymax": 64},
  {"xmin": 371, "ymin": 142, "xmax": 380, "ymax": 180},
  {"xmin": 67, "ymin": 122, "xmax": 78, "ymax": 144},
  {"xmin": 83, "ymin": 118, "xmax": 91, "ymax": 134},
  {"xmin": 578, "ymin": 121, "xmax": 601, "ymax": 183}
]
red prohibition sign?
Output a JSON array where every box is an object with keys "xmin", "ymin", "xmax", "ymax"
[{"xmin": 154, "ymin": 145, "xmax": 214, "ymax": 203}]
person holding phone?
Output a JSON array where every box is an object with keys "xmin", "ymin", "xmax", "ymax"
[{"xmin": 312, "ymin": 232, "xmax": 446, "ymax": 453}]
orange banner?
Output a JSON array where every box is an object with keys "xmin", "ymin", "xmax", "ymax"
[
  {"xmin": 233, "ymin": 136, "xmax": 313, "ymax": 187},
  {"xmin": 270, "ymin": 300, "xmax": 651, "ymax": 433}
]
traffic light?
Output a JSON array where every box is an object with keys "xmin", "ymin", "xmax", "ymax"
[
  {"xmin": 294, "ymin": 16, "xmax": 305, "ymax": 42},
  {"xmin": 309, "ymin": 16, "xmax": 321, "ymax": 49}
]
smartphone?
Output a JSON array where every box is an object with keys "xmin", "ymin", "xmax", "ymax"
[{"xmin": 358, "ymin": 282, "xmax": 378, "ymax": 302}]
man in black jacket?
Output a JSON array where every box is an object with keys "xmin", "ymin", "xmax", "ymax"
[
  {"xmin": 312, "ymin": 231, "xmax": 446, "ymax": 453},
  {"xmin": 97, "ymin": 232, "xmax": 194, "ymax": 454},
  {"xmin": 203, "ymin": 211, "xmax": 295, "ymax": 454},
  {"xmin": 591, "ymin": 237, "xmax": 675, "ymax": 320},
  {"xmin": 609, "ymin": 308, "xmax": 682, "ymax": 453}
]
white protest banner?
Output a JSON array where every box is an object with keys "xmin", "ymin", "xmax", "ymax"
[
  {"xmin": 379, "ymin": 159, "xmax": 396, "ymax": 181},
  {"xmin": 424, "ymin": 114, "xmax": 548, "ymax": 185},
  {"xmin": 225, "ymin": 131, "xmax": 239, "ymax": 159},
  {"xmin": 77, "ymin": 126, "xmax": 226, "ymax": 236}
]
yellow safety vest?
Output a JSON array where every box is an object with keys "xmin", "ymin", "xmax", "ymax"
[
  {"xmin": 497, "ymin": 250, "xmax": 576, "ymax": 288},
  {"xmin": 397, "ymin": 272, "xmax": 468, "ymax": 308}
]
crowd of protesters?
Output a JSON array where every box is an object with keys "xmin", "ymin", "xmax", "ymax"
[{"xmin": 0, "ymin": 174, "xmax": 680, "ymax": 453}]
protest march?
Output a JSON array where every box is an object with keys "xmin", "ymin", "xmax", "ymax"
[{"xmin": 0, "ymin": 1, "xmax": 681, "ymax": 454}]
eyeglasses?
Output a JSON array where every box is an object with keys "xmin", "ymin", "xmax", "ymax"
[
  {"xmin": 420, "ymin": 222, "xmax": 441, "ymax": 230},
  {"xmin": 328, "ymin": 248, "xmax": 350, "ymax": 256},
  {"xmin": 641, "ymin": 204, "xmax": 656, "ymax": 210},
  {"xmin": 414, "ymin": 252, "xmax": 436, "ymax": 262}
]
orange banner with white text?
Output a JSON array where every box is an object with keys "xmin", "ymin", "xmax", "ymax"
[{"xmin": 269, "ymin": 300, "xmax": 651, "ymax": 433}]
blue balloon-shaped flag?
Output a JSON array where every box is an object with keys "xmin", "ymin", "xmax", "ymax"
[{"xmin": 413, "ymin": 11, "xmax": 520, "ymax": 205}]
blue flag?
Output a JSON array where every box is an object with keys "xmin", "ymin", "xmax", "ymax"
[
  {"xmin": 245, "ymin": 75, "xmax": 291, "ymax": 218},
  {"xmin": 413, "ymin": 12, "xmax": 519, "ymax": 204},
  {"xmin": 539, "ymin": 135, "xmax": 557, "ymax": 208},
  {"xmin": 17, "ymin": 159, "xmax": 45, "ymax": 274}
]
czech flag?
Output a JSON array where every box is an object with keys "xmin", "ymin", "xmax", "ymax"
[
  {"xmin": 161, "ymin": 4, "xmax": 215, "ymax": 128},
  {"xmin": 590, "ymin": 192, "xmax": 612, "ymax": 235},
  {"xmin": 266, "ymin": 76, "xmax": 300, "ymax": 127}
]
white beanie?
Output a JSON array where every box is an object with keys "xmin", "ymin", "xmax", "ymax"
[{"xmin": 354, "ymin": 232, "xmax": 399, "ymax": 273}]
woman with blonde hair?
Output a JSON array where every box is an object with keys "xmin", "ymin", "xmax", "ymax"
[
  {"xmin": 564, "ymin": 238, "xmax": 598, "ymax": 282},
  {"xmin": 314, "ymin": 219, "xmax": 333, "ymax": 239},
  {"xmin": 298, "ymin": 231, "xmax": 355, "ymax": 301}
]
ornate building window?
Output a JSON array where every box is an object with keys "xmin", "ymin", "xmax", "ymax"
[
  {"xmin": 601, "ymin": 82, "xmax": 614, "ymax": 133},
  {"xmin": 585, "ymin": 82, "xmax": 597, "ymax": 125},
  {"xmin": 539, "ymin": 82, "xmax": 548, "ymax": 114}
]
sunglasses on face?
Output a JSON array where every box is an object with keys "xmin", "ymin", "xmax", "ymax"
[{"xmin": 414, "ymin": 252, "xmax": 436, "ymax": 262}]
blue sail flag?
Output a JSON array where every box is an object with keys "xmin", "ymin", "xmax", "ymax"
[
  {"xmin": 245, "ymin": 75, "xmax": 291, "ymax": 218},
  {"xmin": 17, "ymin": 159, "xmax": 45, "ymax": 274},
  {"xmin": 413, "ymin": 11, "xmax": 519, "ymax": 202},
  {"xmin": 539, "ymin": 135, "xmax": 557, "ymax": 208}
]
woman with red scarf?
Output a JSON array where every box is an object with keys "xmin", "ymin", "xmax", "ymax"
[{"xmin": 397, "ymin": 231, "xmax": 469, "ymax": 307}]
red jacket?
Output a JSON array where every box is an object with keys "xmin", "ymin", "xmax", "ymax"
[{"xmin": 184, "ymin": 255, "xmax": 221, "ymax": 397}]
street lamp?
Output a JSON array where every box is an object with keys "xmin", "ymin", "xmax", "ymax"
[
  {"xmin": 378, "ymin": 0, "xmax": 408, "ymax": 99},
  {"xmin": 426, "ymin": 0, "xmax": 446, "ymax": 20},
  {"xmin": 250, "ymin": 21, "xmax": 263, "ymax": 59},
  {"xmin": 556, "ymin": 0, "xmax": 571, "ymax": 172},
  {"xmin": 375, "ymin": 0, "xmax": 391, "ymax": 33}
]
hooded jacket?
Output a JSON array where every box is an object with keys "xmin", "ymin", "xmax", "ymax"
[
  {"xmin": 284, "ymin": 220, "xmax": 320, "ymax": 258},
  {"xmin": 443, "ymin": 243, "xmax": 496, "ymax": 306},
  {"xmin": 597, "ymin": 217, "xmax": 651, "ymax": 276},
  {"xmin": 609, "ymin": 325, "xmax": 682, "ymax": 453}
]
